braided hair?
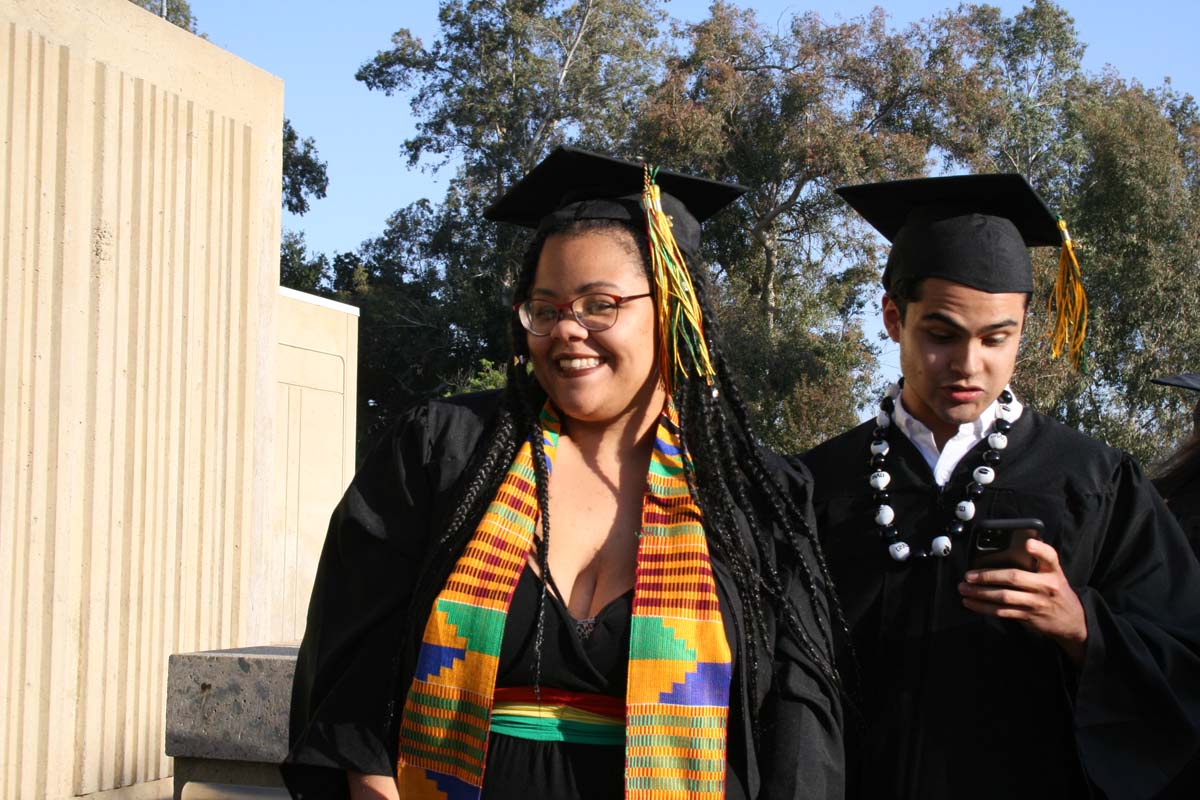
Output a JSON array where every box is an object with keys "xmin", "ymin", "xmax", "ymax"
[{"xmin": 406, "ymin": 215, "xmax": 847, "ymax": 733}]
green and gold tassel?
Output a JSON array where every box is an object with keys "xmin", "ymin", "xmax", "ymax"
[
  {"xmin": 1048, "ymin": 217, "xmax": 1088, "ymax": 370},
  {"xmin": 642, "ymin": 165, "xmax": 716, "ymax": 394}
]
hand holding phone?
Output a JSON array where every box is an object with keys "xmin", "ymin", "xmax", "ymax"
[
  {"xmin": 960, "ymin": 518, "xmax": 1087, "ymax": 665},
  {"xmin": 967, "ymin": 518, "xmax": 1045, "ymax": 572}
]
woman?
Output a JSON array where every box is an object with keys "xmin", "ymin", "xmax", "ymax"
[{"xmin": 282, "ymin": 148, "xmax": 844, "ymax": 800}]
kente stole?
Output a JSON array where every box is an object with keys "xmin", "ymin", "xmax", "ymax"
[{"xmin": 396, "ymin": 401, "xmax": 732, "ymax": 799}]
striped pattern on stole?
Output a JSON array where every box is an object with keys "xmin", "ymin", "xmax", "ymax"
[{"xmin": 396, "ymin": 401, "xmax": 732, "ymax": 799}]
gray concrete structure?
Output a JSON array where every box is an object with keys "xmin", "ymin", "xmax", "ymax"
[{"xmin": 165, "ymin": 647, "xmax": 298, "ymax": 800}]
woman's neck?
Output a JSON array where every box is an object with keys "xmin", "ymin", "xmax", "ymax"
[{"xmin": 559, "ymin": 392, "xmax": 665, "ymax": 467}]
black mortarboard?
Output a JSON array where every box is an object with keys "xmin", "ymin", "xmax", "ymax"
[
  {"xmin": 484, "ymin": 146, "xmax": 746, "ymax": 254},
  {"xmin": 837, "ymin": 172, "xmax": 1088, "ymax": 368},
  {"xmin": 835, "ymin": 173, "xmax": 1061, "ymax": 294},
  {"xmin": 1152, "ymin": 373, "xmax": 1200, "ymax": 392},
  {"xmin": 1153, "ymin": 373, "xmax": 1200, "ymax": 434}
]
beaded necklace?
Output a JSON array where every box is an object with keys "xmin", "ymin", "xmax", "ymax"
[{"xmin": 870, "ymin": 380, "xmax": 1016, "ymax": 562}]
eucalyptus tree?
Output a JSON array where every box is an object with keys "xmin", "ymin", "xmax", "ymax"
[
  {"xmin": 930, "ymin": 1, "xmax": 1200, "ymax": 463},
  {"xmin": 1020, "ymin": 79, "xmax": 1200, "ymax": 461},
  {"xmin": 349, "ymin": 0, "xmax": 668, "ymax": 438},
  {"xmin": 629, "ymin": 2, "xmax": 975, "ymax": 449}
]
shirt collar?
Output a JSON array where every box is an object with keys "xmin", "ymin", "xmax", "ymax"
[{"xmin": 892, "ymin": 387, "xmax": 1024, "ymax": 486}]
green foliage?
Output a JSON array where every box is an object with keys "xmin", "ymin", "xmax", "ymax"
[
  {"xmin": 270, "ymin": 0, "xmax": 1200, "ymax": 463},
  {"xmin": 316, "ymin": 200, "xmax": 493, "ymax": 444},
  {"xmin": 631, "ymin": 3, "xmax": 971, "ymax": 449},
  {"xmin": 279, "ymin": 230, "xmax": 330, "ymax": 294},
  {"xmin": 278, "ymin": 124, "xmax": 331, "ymax": 289},
  {"xmin": 449, "ymin": 359, "xmax": 510, "ymax": 395},
  {"xmin": 1017, "ymin": 78, "xmax": 1200, "ymax": 462},
  {"xmin": 927, "ymin": 4, "xmax": 1200, "ymax": 464},
  {"xmin": 357, "ymin": 0, "xmax": 666, "ymax": 175},
  {"xmin": 934, "ymin": 0, "xmax": 1089, "ymax": 203},
  {"xmin": 711, "ymin": 279, "xmax": 874, "ymax": 450},
  {"xmin": 282, "ymin": 119, "xmax": 330, "ymax": 215},
  {"xmin": 347, "ymin": 0, "xmax": 669, "ymax": 440}
]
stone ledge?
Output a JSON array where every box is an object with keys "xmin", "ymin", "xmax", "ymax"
[{"xmin": 165, "ymin": 646, "xmax": 298, "ymax": 765}]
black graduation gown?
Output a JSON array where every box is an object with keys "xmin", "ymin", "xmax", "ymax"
[
  {"xmin": 799, "ymin": 410, "xmax": 1200, "ymax": 800},
  {"xmin": 1151, "ymin": 470, "xmax": 1200, "ymax": 799},
  {"xmin": 281, "ymin": 391, "xmax": 843, "ymax": 799},
  {"xmin": 1156, "ymin": 470, "xmax": 1200, "ymax": 561}
]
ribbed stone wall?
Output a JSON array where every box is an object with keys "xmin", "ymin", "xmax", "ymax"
[{"xmin": 0, "ymin": 1, "xmax": 283, "ymax": 796}]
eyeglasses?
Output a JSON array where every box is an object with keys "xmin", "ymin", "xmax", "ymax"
[{"xmin": 513, "ymin": 292, "xmax": 652, "ymax": 336}]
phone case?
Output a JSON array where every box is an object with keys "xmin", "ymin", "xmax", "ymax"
[{"xmin": 968, "ymin": 518, "xmax": 1045, "ymax": 571}]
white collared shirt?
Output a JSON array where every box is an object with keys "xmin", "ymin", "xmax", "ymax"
[{"xmin": 892, "ymin": 389, "xmax": 1024, "ymax": 486}]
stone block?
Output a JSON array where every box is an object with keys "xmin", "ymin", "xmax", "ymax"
[{"xmin": 165, "ymin": 646, "xmax": 298, "ymax": 764}]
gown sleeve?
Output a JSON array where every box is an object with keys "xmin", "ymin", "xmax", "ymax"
[
  {"xmin": 1072, "ymin": 455, "xmax": 1200, "ymax": 799},
  {"xmin": 756, "ymin": 454, "xmax": 846, "ymax": 800},
  {"xmin": 282, "ymin": 401, "xmax": 446, "ymax": 798}
]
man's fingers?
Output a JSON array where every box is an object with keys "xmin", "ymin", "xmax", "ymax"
[
  {"xmin": 958, "ymin": 582, "xmax": 1041, "ymax": 609},
  {"xmin": 961, "ymin": 597, "xmax": 1031, "ymax": 620},
  {"xmin": 1026, "ymin": 538, "xmax": 1060, "ymax": 571},
  {"xmin": 964, "ymin": 567, "xmax": 1041, "ymax": 590}
]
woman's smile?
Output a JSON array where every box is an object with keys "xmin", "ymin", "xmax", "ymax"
[{"xmin": 555, "ymin": 355, "xmax": 605, "ymax": 373}]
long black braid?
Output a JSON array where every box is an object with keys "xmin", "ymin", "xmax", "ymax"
[
  {"xmin": 411, "ymin": 215, "xmax": 847, "ymax": 738},
  {"xmin": 682, "ymin": 264, "xmax": 847, "ymax": 673}
]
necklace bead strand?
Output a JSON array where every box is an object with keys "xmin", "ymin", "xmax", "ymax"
[{"xmin": 871, "ymin": 381, "xmax": 1014, "ymax": 562}]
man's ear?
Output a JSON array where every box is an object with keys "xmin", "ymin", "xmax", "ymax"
[{"xmin": 882, "ymin": 293, "xmax": 903, "ymax": 343}]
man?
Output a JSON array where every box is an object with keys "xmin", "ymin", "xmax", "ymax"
[{"xmin": 799, "ymin": 174, "xmax": 1200, "ymax": 799}]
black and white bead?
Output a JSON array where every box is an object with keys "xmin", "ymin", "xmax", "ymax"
[{"xmin": 870, "ymin": 381, "xmax": 1014, "ymax": 562}]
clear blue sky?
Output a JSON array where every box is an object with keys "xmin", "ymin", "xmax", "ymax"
[
  {"xmin": 185, "ymin": 0, "xmax": 1198, "ymax": 380},
  {"xmin": 190, "ymin": 0, "xmax": 1199, "ymax": 259}
]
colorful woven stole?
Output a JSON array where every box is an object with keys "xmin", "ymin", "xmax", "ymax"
[{"xmin": 396, "ymin": 401, "xmax": 732, "ymax": 799}]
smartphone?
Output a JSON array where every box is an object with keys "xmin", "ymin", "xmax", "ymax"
[{"xmin": 967, "ymin": 518, "xmax": 1045, "ymax": 571}]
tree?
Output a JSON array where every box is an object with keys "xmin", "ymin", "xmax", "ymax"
[
  {"xmin": 278, "ymin": 120, "xmax": 331, "ymax": 292},
  {"xmin": 1017, "ymin": 77, "xmax": 1200, "ymax": 461},
  {"xmin": 933, "ymin": 0, "xmax": 1089, "ymax": 202},
  {"xmin": 357, "ymin": 0, "xmax": 666, "ymax": 180},
  {"xmin": 326, "ymin": 200, "xmax": 494, "ymax": 444},
  {"xmin": 629, "ymin": 3, "xmax": 976, "ymax": 449},
  {"xmin": 282, "ymin": 119, "xmax": 330, "ymax": 215},
  {"xmin": 279, "ymin": 230, "xmax": 330, "ymax": 294},
  {"xmin": 350, "ymin": 0, "xmax": 669, "ymax": 438}
]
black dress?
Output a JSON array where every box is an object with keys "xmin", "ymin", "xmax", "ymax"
[
  {"xmin": 482, "ymin": 566, "xmax": 631, "ymax": 799},
  {"xmin": 800, "ymin": 409, "xmax": 1200, "ymax": 800}
]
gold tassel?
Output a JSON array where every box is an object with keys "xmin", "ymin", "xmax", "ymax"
[
  {"xmin": 1048, "ymin": 217, "xmax": 1088, "ymax": 370},
  {"xmin": 642, "ymin": 165, "xmax": 716, "ymax": 394}
]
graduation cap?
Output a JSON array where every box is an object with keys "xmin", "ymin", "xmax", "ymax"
[
  {"xmin": 1152, "ymin": 373, "xmax": 1200, "ymax": 392},
  {"xmin": 1153, "ymin": 373, "xmax": 1200, "ymax": 434},
  {"xmin": 486, "ymin": 146, "xmax": 747, "ymax": 391},
  {"xmin": 836, "ymin": 173, "xmax": 1088, "ymax": 369},
  {"xmin": 484, "ymin": 146, "xmax": 746, "ymax": 255}
]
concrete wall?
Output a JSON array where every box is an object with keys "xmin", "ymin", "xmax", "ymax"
[
  {"xmin": 271, "ymin": 288, "xmax": 359, "ymax": 645},
  {"xmin": 0, "ymin": 1, "xmax": 283, "ymax": 797}
]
